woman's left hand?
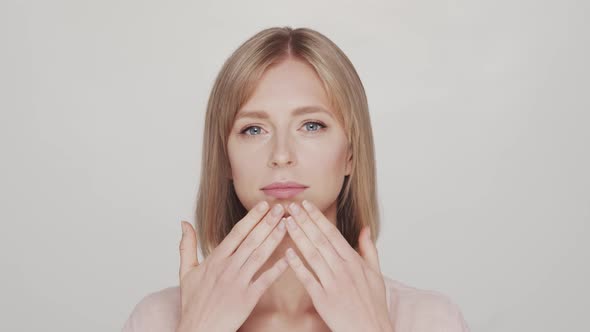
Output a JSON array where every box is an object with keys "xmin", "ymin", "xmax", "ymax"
[{"xmin": 283, "ymin": 200, "xmax": 394, "ymax": 332}]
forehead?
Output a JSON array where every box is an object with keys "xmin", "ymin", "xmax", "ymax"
[
  {"xmin": 237, "ymin": 58, "xmax": 334, "ymax": 118},
  {"xmin": 235, "ymin": 105, "xmax": 335, "ymax": 122}
]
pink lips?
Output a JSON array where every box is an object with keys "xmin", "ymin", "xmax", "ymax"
[{"xmin": 261, "ymin": 181, "xmax": 308, "ymax": 199}]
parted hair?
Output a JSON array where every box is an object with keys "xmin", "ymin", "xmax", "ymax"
[{"xmin": 195, "ymin": 26, "xmax": 379, "ymax": 258}]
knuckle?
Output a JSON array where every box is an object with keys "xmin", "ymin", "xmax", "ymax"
[
  {"xmin": 309, "ymin": 249, "xmax": 322, "ymax": 262},
  {"xmin": 299, "ymin": 270, "xmax": 312, "ymax": 283},
  {"xmin": 264, "ymin": 214, "xmax": 276, "ymax": 226},
  {"xmin": 243, "ymin": 233, "xmax": 260, "ymax": 250},
  {"xmin": 178, "ymin": 242, "xmax": 188, "ymax": 253},
  {"xmin": 254, "ymin": 272, "xmax": 267, "ymax": 286},
  {"xmin": 315, "ymin": 234, "xmax": 329, "ymax": 248},
  {"xmin": 231, "ymin": 225, "xmax": 247, "ymax": 241},
  {"xmin": 271, "ymin": 227, "xmax": 283, "ymax": 240},
  {"xmin": 251, "ymin": 277, "xmax": 266, "ymax": 294},
  {"xmin": 249, "ymin": 249, "xmax": 263, "ymax": 263},
  {"xmin": 344, "ymin": 259, "xmax": 361, "ymax": 275},
  {"xmin": 298, "ymin": 216, "xmax": 308, "ymax": 226},
  {"xmin": 292, "ymin": 257, "xmax": 304, "ymax": 268}
]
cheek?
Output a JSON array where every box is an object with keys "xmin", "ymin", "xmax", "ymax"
[
  {"xmin": 303, "ymin": 135, "xmax": 348, "ymax": 170},
  {"xmin": 227, "ymin": 141, "xmax": 266, "ymax": 191},
  {"xmin": 229, "ymin": 148, "xmax": 260, "ymax": 178},
  {"xmin": 307, "ymin": 149, "xmax": 345, "ymax": 171},
  {"xmin": 302, "ymin": 140, "xmax": 349, "ymax": 192},
  {"xmin": 301, "ymin": 140, "xmax": 349, "ymax": 213},
  {"xmin": 227, "ymin": 144, "xmax": 262, "ymax": 210}
]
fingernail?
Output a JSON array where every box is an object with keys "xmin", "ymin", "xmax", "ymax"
[
  {"xmin": 258, "ymin": 201, "xmax": 269, "ymax": 211},
  {"xmin": 278, "ymin": 218, "xmax": 286, "ymax": 231},
  {"xmin": 289, "ymin": 203, "xmax": 300, "ymax": 216},
  {"xmin": 272, "ymin": 204, "xmax": 283, "ymax": 216},
  {"xmin": 181, "ymin": 221, "xmax": 187, "ymax": 235},
  {"xmin": 286, "ymin": 248, "xmax": 296, "ymax": 259},
  {"xmin": 302, "ymin": 200, "xmax": 311, "ymax": 211},
  {"xmin": 287, "ymin": 216, "xmax": 296, "ymax": 229}
]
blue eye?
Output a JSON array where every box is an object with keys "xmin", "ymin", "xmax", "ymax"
[
  {"xmin": 239, "ymin": 121, "xmax": 327, "ymax": 138},
  {"xmin": 242, "ymin": 126, "xmax": 263, "ymax": 136},
  {"xmin": 303, "ymin": 121, "xmax": 326, "ymax": 132}
]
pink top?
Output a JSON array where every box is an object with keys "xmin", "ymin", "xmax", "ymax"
[{"xmin": 122, "ymin": 275, "xmax": 470, "ymax": 332}]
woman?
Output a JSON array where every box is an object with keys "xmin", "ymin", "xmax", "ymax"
[{"xmin": 122, "ymin": 26, "xmax": 470, "ymax": 332}]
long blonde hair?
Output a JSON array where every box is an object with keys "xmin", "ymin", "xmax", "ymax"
[{"xmin": 195, "ymin": 26, "xmax": 379, "ymax": 258}]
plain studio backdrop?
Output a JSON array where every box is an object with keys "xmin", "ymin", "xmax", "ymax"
[{"xmin": 1, "ymin": 0, "xmax": 588, "ymax": 331}]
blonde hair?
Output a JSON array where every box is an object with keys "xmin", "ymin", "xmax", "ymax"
[{"xmin": 195, "ymin": 26, "xmax": 379, "ymax": 258}]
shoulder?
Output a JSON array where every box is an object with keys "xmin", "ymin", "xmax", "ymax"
[
  {"xmin": 382, "ymin": 275, "xmax": 470, "ymax": 332},
  {"xmin": 121, "ymin": 285, "xmax": 181, "ymax": 332}
]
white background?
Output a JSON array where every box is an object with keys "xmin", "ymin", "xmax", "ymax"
[{"xmin": 2, "ymin": 0, "xmax": 589, "ymax": 331}]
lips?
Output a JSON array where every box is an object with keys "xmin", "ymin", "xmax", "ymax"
[
  {"xmin": 261, "ymin": 181, "xmax": 307, "ymax": 190},
  {"xmin": 261, "ymin": 181, "xmax": 308, "ymax": 199}
]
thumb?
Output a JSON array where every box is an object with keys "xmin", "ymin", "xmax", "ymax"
[
  {"xmin": 358, "ymin": 226, "xmax": 381, "ymax": 272},
  {"xmin": 179, "ymin": 220, "xmax": 198, "ymax": 283}
]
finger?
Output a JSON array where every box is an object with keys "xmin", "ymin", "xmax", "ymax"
[
  {"xmin": 301, "ymin": 200, "xmax": 358, "ymax": 261},
  {"xmin": 284, "ymin": 247, "xmax": 324, "ymax": 299},
  {"xmin": 214, "ymin": 200, "xmax": 270, "ymax": 259},
  {"xmin": 287, "ymin": 202, "xmax": 341, "ymax": 272},
  {"xmin": 240, "ymin": 218, "xmax": 288, "ymax": 282},
  {"xmin": 358, "ymin": 226, "xmax": 381, "ymax": 272},
  {"xmin": 248, "ymin": 255, "xmax": 290, "ymax": 299},
  {"xmin": 284, "ymin": 216, "xmax": 334, "ymax": 286},
  {"xmin": 229, "ymin": 204, "xmax": 285, "ymax": 271},
  {"xmin": 179, "ymin": 220, "xmax": 198, "ymax": 283}
]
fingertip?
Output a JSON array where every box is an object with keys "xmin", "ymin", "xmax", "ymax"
[
  {"xmin": 276, "ymin": 256, "xmax": 288, "ymax": 270},
  {"xmin": 301, "ymin": 199, "xmax": 313, "ymax": 212},
  {"xmin": 181, "ymin": 221, "xmax": 198, "ymax": 242},
  {"xmin": 257, "ymin": 200, "xmax": 269, "ymax": 212},
  {"xmin": 181, "ymin": 221, "xmax": 192, "ymax": 234},
  {"xmin": 278, "ymin": 218, "xmax": 286, "ymax": 232},
  {"xmin": 286, "ymin": 247, "xmax": 297, "ymax": 261}
]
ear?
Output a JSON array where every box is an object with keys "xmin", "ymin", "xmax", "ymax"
[
  {"xmin": 345, "ymin": 146, "xmax": 353, "ymax": 176},
  {"xmin": 226, "ymin": 164, "xmax": 233, "ymax": 180}
]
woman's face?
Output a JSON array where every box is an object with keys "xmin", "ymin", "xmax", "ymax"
[{"xmin": 227, "ymin": 58, "xmax": 351, "ymax": 223}]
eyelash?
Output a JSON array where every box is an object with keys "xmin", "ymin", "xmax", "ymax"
[{"xmin": 238, "ymin": 121, "xmax": 327, "ymax": 138}]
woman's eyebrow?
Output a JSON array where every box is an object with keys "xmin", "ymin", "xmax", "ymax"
[{"xmin": 235, "ymin": 106, "xmax": 334, "ymax": 121}]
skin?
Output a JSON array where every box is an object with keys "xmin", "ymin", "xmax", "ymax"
[{"xmin": 226, "ymin": 57, "xmax": 352, "ymax": 331}]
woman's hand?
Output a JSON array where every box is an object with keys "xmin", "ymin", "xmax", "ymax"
[
  {"xmin": 176, "ymin": 201, "xmax": 288, "ymax": 332},
  {"xmin": 283, "ymin": 200, "xmax": 394, "ymax": 332}
]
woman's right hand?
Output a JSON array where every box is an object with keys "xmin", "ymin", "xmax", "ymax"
[{"xmin": 175, "ymin": 201, "xmax": 288, "ymax": 332}]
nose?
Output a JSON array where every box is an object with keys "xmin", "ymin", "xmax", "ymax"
[{"xmin": 268, "ymin": 132, "xmax": 296, "ymax": 168}]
